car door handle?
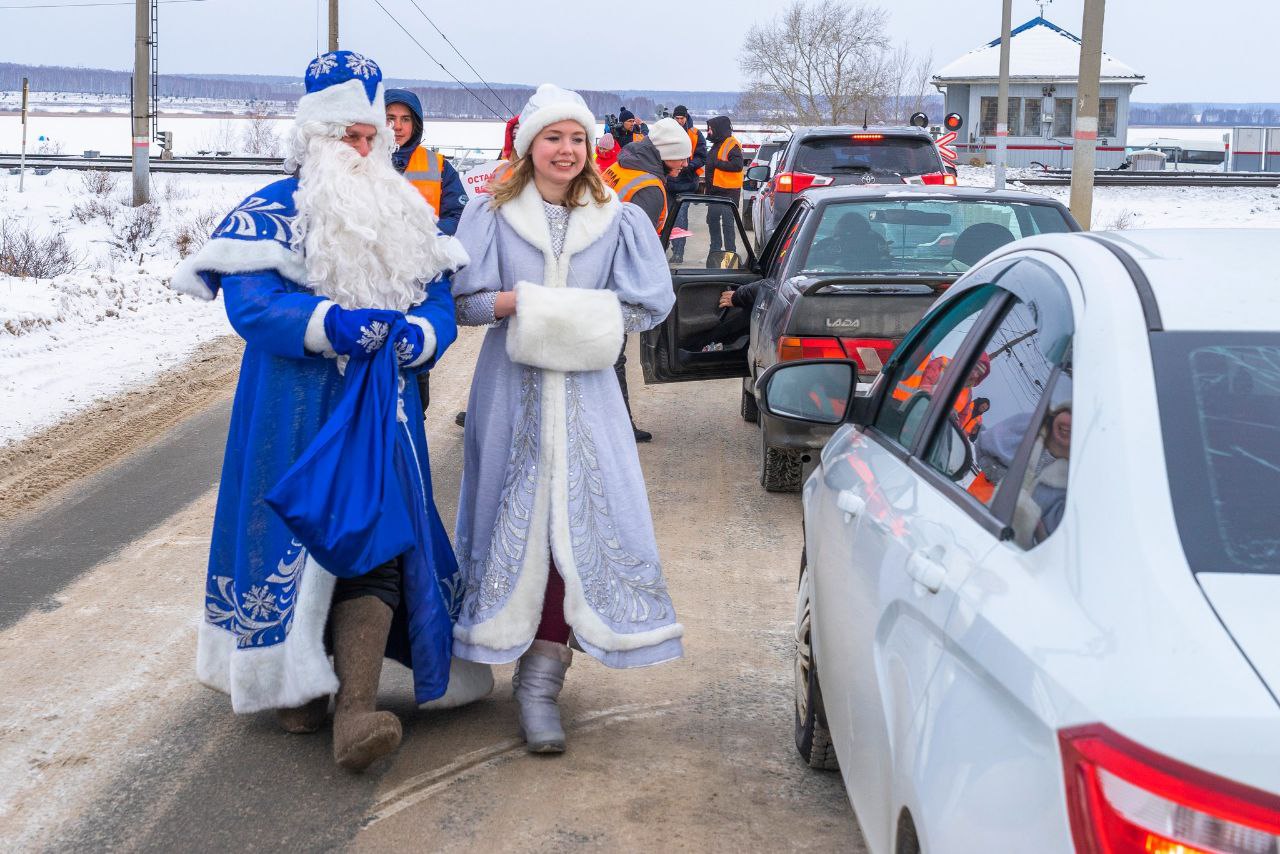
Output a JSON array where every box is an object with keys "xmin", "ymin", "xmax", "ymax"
[
  {"xmin": 906, "ymin": 550, "xmax": 947, "ymax": 594},
  {"xmin": 836, "ymin": 490, "xmax": 865, "ymax": 522}
]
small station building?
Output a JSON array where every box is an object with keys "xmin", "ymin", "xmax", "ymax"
[{"xmin": 932, "ymin": 16, "xmax": 1145, "ymax": 169}]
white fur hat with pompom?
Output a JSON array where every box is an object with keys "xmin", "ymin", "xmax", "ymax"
[{"xmin": 513, "ymin": 84, "xmax": 598, "ymax": 158}]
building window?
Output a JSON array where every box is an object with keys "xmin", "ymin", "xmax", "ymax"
[
  {"xmin": 980, "ymin": 96, "xmax": 1023, "ymax": 136},
  {"xmin": 1098, "ymin": 98, "xmax": 1118, "ymax": 138},
  {"xmin": 1024, "ymin": 98, "xmax": 1043, "ymax": 137},
  {"xmin": 1053, "ymin": 98, "xmax": 1073, "ymax": 137}
]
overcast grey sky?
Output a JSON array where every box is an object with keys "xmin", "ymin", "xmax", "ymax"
[{"xmin": 3, "ymin": 0, "xmax": 1276, "ymax": 103}]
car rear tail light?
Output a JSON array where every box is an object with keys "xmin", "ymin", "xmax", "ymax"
[
  {"xmin": 1060, "ymin": 724, "xmax": 1280, "ymax": 854},
  {"xmin": 839, "ymin": 338, "xmax": 897, "ymax": 375},
  {"xmin": 778, "ymin": 336, "xmax": 846, "ymax": 362},
  {"xmin": 850, "ymin": 134, "xmax": 885, "ymax": 140},
  {"xmin": 920, "ymin": 172, "xmax": 958, "ymax": 186},
  {"xmin": 775, "ymin": 172, "xmax": 835, "ymax": 193}
]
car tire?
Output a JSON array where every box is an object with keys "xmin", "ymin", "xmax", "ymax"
[
  {"xmin": 761, "ymin": 428, "xmax": 802, "ymax": 492},
  {"xmin": 741, "ymin": 388, "xmax": 759, "ymax": 423},
  {"xmin": 795, "ymin": 561, "xmax": 839, "ymax": 771}
]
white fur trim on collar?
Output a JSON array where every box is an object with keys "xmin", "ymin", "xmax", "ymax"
[
  {"xmin": 499, "ymin": 180, "xmax": 620, "ymax": 264},
  {"xmin": 170, "ymin": 237, "xmax": 308, "ymax": 300},
  {"xmin": 295, "ymin": 78, "xmax": 386, "ymax": 129}
]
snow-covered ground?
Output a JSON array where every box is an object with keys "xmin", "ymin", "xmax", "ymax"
[
  {"xmin": 2, "ymin": 162, "xmax": 1279, "ymax": 448},
  {"xmin": 0, "ymin": 169, "xmax": 266, "ymax": 446}
]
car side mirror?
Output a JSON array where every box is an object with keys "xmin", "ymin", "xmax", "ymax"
[
  {"xmin": 746, "ymin": 164, "xmax": 771, "ymax": 182},
  {"xmin": 758, "ymin": 360, "xmax": 858, "ymax": 426}
]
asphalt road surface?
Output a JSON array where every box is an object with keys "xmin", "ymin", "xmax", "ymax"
[{"xmin": 0, "ymin": 328, "xmax": 862, "ymax": 852}]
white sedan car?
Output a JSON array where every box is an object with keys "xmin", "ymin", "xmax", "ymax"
[{"xmin": 756, "ymin": 229, "xmax": 1280, "ymax": 854}]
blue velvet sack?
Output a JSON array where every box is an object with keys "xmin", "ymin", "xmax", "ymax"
[{"xmin": 266, "ymin": 319, "xmax": 416, "ymax": 578}]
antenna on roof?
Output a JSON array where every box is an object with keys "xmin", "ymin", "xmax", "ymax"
[
  {"xmin": 863, "ymin": 109, "xmax": 868, "ymax": 130},
  {"xmin": 1037, "ymin": 0, "xmax": 1052, "ymax": 17}
]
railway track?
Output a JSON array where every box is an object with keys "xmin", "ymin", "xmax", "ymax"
[
  {"xmin": 1016, "ymin": 170, "xmax": 1280, "ymax": 187},
  {"xmin": 2, "ymin": 154, "xmax": 287, "ymax": 176}
]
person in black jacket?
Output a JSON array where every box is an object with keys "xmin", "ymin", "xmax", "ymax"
[
  {"xmin": 666, "ymin": 106, "xmax": 706, "ymax": 264},
  {"xmin": 705, "ymin": 115, "xmax": 744, "ymax": 257}
]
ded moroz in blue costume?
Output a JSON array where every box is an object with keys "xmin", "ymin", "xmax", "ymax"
[{"xmin": 171, "ymin": 51, "xmax": 489, "ymax": 770}]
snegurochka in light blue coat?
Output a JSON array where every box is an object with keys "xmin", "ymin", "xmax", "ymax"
[{"xmin": 451, "ymin": 84, "xmax": 682, "ymax": 753}]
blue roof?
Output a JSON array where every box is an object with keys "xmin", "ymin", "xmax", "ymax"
[{"xmin": 987, "ymin": 16, "xmax": 1081, "ymax": 48}]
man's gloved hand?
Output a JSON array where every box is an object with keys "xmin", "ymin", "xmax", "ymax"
[
  {"xmin": 323, "ymin": 306, "xmax": 402, "ymax": 360},
  {"xmin": 392, "ymin": 323, "xmax": 426, "ymax": 366}
]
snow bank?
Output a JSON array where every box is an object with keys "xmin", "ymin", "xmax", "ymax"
[{"xmin": 0, "ymin": 169, "xmax": 265, "ymax": 446}]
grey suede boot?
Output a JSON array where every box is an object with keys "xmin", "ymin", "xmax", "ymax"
[
  {"xmin": 331, "ymin": 596, "xmax": 402, "ymax": 772},
  {"xmin": 276, "ymin": 695, "xmax": 328, "ymax": 734},
  {"xmin": 513, "ymin": 640, "xmax": 572, "ymax": 754}
]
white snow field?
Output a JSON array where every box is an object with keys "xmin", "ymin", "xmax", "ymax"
[
  {"xmin": 2, "ymin": 161, "xmax": 1279, "ymax": 447},
  {"xmin": 0, "ymin": 169, "xmax": 264, "ymax": 446}
]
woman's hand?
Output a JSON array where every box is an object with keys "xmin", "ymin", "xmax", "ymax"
[{"xmin": 494, "ymin": 291, "xmax": 518, "ymax": 319}]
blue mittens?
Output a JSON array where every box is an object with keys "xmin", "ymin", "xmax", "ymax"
[
  {"xmin": 392, "ymin": 323, "xmax": 426, "ymax": 366},
  {"xmin": 323, "ymin": 306, "xmax": 402, "ymax": 360}
]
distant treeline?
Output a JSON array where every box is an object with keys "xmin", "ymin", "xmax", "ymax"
[
  {"xmin": 1131, "ymin": 102, "xmax": 1280, "ymax": 126},
  {"xmin": 0, "ymin": 62, "xmax": 693, "ymax": 120}
]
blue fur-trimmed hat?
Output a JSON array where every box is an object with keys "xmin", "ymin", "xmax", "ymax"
[{"xmin": 296, "ymin": 50, "xmax": 386, "ymax": 128}]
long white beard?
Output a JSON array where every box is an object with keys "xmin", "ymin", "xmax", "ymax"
[{"xmin": 290, "ymin": 126, "xmax": 449, "ymax": 311}]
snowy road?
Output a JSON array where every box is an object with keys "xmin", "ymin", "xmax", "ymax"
[{"xmin": 0, "ymin": 329, "xmax": 861, "ymax": 851}]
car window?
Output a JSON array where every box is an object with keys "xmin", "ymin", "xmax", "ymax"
[
  {"xmin": 1154, "ymin": 333, "xmax": 1280, "ymax": 575},
  {"xmin": 667, "ymin": 197, "xmax": 751, "ymax": 272},
  {"xmin": 793, "ymin": 135, "xmax": 942, "ymax": 177},
  {"xmin": 872, "ymin": 286, "xmax": 997, "ymax": 450},
  {"xmin": 925, "ymin": 280, "xmax": 1075, "ymax": 548},
  {"xmin": 796, "ymin": 199, "xmax": 1074, "ymax": 276},
  {"xmin": 767, "ymin": 206, "xmax": 809, "ymax": 278}
]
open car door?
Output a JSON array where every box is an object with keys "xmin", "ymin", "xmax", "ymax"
[{"xmin": 640, "ymin": 195, "xmax": 759, "ymax": 384}]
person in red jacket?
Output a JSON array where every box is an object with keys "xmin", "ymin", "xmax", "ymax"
[
  {"xmin": 594, "ymin": 133, "xmax": 619, "ymax": 172},
  {"xmin": 499, "ymin": 115, "xmax": 519, "ymax": 161}
]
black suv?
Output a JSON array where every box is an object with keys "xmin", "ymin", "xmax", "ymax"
[{"xmin": 748, "ymin": 126, "xmax": 950, "ymax": 253}]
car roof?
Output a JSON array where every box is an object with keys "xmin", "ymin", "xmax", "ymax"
[
  {"xmin": 790, "ymin": 126, "xmax": 934, "ymax": 140},
  {"xmin": 798, "ymin": 184, "xmax": 1066, "ymax": 205},
  {"xmin": 1089, "ymin": 230, "xmax": 1280, "ymax": 332}
]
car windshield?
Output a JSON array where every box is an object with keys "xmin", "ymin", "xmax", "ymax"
[
  {"xmin": 793, "ymin": 136, "xmax": 939, "ymax": 177},
  {"xmin": 796, "ymin": 199, "xmax": 1074, "ymax": 276},
  {"xmin": 1154, "ymin": 333, "xmax": 1280, "ymax": 575}
]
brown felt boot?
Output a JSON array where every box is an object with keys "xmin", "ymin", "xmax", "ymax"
[
  {"xmin": 331, "ymin": 596, "xmax": 402, "ymax": 772},
  {"xmin": 276, "ymin": 695, "xmax": 329, "ymax": 734}
]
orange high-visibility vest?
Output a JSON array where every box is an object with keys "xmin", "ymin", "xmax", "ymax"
[
  {"xmin": 602, "ymin": 163, "xmax": 668, "ymax": 233},
  {"xmin": 711, "ymin": 136, "xmax": 744, "ymax": 190},
  {"xmin": 687, "ymin": 128, "xmax": 705, "ymax": 177},
  {"xmin": 404, "ymin": 146, "xmax": 445, "ymax": 215}
]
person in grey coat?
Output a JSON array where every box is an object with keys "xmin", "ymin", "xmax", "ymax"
[{"xmin": 451, "ymin": 84, "xmax": 683, "ymax": 754}]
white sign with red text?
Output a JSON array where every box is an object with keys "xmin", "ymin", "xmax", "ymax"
[{"xmin": 462, "ymin": 159, "xmax": 505, "ymax": 198}]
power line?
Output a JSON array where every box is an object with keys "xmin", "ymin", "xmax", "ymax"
[
  {"xmin": 367, "ymin": 0, "xmax": 505, "ymax": 120},
  {"xmin": 0, "ymin": 0, "xmax": 208, "ymax": 8},
  {"xmin": 402, "ymin": 0, "xmax": 515, "ymax": 116}
]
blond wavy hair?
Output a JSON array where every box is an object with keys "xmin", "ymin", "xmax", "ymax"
[{"xmin": 489, "ymin": 143, "xmax": 611, "ymax": 210}]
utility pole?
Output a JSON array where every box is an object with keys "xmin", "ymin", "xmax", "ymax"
[
  {"xmin": 994, "ymin": 0, "xmax": 1012, "ymax": 190},
  {"xmin": 18, "ymin": 77, "xmax": 28, "ymax": 193},
  {"xmin": 328, "ymin": 0, "xmax": 338, "ymax": 52},
  {"xmin": 1070, "ymin": 0, "xmax": 1106, "ymax": 228},
  {"xmin": 132, "ymin": 0, "xmax": 150, "ymax": 205}
]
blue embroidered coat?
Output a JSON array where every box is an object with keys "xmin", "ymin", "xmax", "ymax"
[{"xmin": 172, "ymin": 177, "xmax": 468, "ymax": 713}]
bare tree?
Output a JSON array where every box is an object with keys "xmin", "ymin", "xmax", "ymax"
[
  {"xmin": 738, "ymin": 0, "xmax": 935, "ymax": 127},
  {"xmin": 241, "ymin": 113, "xmax": 282, "ymax": 157},
  {"xmin": 883, "ymin": 45, "xmax": 936, "ymax": 122},
  {"xmin": 739, "ymin": 0, "xmax": 892, "ymax": 126}
]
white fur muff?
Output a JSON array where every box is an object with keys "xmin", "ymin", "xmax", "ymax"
[{"xmin": 505, "ymin": 281, "xmax": 624, "ymax": 372}]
